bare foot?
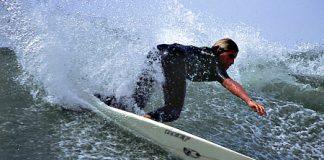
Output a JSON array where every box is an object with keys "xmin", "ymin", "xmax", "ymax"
[{"xmin": 143, "ymin": 114, "xmax": 152, "ymax": 119}]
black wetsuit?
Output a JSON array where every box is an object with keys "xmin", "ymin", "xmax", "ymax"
[{"xmin": 132, "ymin": 43, "xmax": 230, "ymax": 122}]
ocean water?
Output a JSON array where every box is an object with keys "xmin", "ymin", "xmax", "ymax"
[{"xmin": 0, "ymin": 0, "xmax": 323, "ymax": 159}]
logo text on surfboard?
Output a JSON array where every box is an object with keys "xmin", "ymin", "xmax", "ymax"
[
  {"xmin": 183, "ymin": 147, "xmax": 201, "ymax": 158},
  {"xmin": 164, "ymin": 129, "xmax": 191, "ymax": 142}
]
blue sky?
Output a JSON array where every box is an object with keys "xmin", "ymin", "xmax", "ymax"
[
  {"xmin": 1, "ymin": 0, "xmax": 323, "ymax": 47},
  {"xmin": 180, "ymin": 0, "xmax": 324, "ymax": 46}
]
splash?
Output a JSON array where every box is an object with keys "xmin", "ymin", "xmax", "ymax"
[
  {"xmin": 0, "ymin": 0, "xmax": 213, "ymax": 109},
  {"xmin": 1, "ymin": 0, "xmax": 323, "ymax": 109}
]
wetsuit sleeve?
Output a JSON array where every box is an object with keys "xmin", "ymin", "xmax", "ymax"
[{"xmin": 214, "ymin": 63, "xmax": 230, "ymax": 83}]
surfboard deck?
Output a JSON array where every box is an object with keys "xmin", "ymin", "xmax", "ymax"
[{"xmin": 86, "ymin": 95, "xmax": 254, "ymax": 160}]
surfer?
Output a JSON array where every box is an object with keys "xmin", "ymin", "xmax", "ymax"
[{"xmin": 96, "ymin": 38, "xmax": 266, "ymax": 122}]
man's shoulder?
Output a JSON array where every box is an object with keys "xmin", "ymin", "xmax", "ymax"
[
  {"xmin": 157, "ymin": 43, "xmax": 203, "ymax": 50},
  {"xmin": 156, "ymin": 43, "xmax": 187, "ymax": 52},
  {"xmin": 157, "ymin": 43, "xmax": 184, "ymax": 48}
]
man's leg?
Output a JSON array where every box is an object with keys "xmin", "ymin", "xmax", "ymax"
[
  {"xmin": 132, "ymin": 70, "xmax": 156, "ymax": 109},
  {"xmin": 132, "ymin": 49, "xmax": 161, "ymax": 109},
  {"xmin": 147, "ymin": 53, "xmax": 186, "ymax": 122}
]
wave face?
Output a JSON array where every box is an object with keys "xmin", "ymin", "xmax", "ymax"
[{"xmin": 1, "ymin": 0, "xmax": 323, "ymax": 159}]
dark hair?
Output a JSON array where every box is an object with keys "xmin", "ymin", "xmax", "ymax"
[{"xmin": 211, "ymin": 38, "xmax": 239, "ymax": 55}]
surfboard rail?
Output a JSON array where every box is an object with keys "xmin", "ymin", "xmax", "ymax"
[{"xmin": 86, "ymin": 95, "xmax": 254, "ymax": 160}]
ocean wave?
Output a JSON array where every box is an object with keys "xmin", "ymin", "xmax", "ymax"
[{"xmin": 1, "ymin": 1, "xmax": 323, "ymax": 159}]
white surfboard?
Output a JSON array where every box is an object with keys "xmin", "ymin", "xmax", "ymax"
[{"xmin": 85, "ymin": 95, "xmax": 254, "ymax": 160}]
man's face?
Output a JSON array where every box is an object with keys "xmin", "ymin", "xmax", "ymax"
[{"xmin": 219, "ymin": 50, "xmax": 237, "ymax": 70}]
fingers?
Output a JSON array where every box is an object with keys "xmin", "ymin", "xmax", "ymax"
[
  {"xmin": 254, "ymin": 104, "xmax": 266, "ymax": 116},
  {"xmin": 260, "ymin": 104, "xmax": 267, "ymax": 116},
  {"xmin": 250, "ymin": 102, "xmax": 266, "ymax": 116}
]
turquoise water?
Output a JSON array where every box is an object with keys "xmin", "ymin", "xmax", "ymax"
[{"xmin": 1, "ymin": 1, "xmax": 323, "ymax": 159}]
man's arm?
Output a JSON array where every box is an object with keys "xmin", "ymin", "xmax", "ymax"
[{"xmin": 222, "ymin": 78, "xmax": 266, "ymax": 116}]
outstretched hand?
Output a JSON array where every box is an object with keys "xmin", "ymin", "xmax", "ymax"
[{"xmin": 247, "ymin": 100, "xmax": 266, "ymax": 116}]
